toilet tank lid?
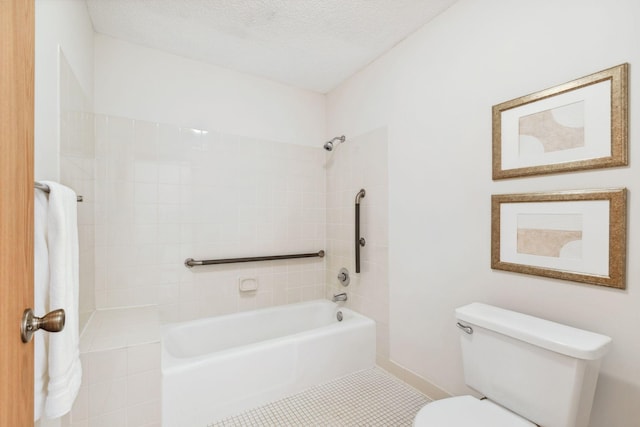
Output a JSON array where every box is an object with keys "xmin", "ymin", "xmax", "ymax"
[{"xmin": 456, "ymin": 303, "xmax": 612, "ymax": 360}]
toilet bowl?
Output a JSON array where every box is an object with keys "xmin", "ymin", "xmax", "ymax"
[
  {"xmin": 413, "ymin": 396, "xmax": 535, "ymax": 426},
  {"xmin": 413, "ymin": 303, "xmax": 611, "ymax": 427}
]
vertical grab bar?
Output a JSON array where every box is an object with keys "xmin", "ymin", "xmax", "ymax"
[{"xmin": 355, "ymin": 189, "xmax": 366, "ymax": 273}]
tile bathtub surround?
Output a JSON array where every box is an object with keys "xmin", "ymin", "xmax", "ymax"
[
  {"xmin": 65, "ymin": 307, "xmax": 161, "ymax": 427},
  {"xmin": 94, "ymin": 115, "xmax": 326, "ymax": 322},
  {"xmin": 59, "ymin": 51, "xmax": 96, "ymax": 331},
  {"xmin": 210, "ymin": 367, "xmax": 430, "ymax": 426},
  {"xmin": 79, "ymin": 306, "xmax": 160, "ymax": 353},
  {"xmin": 325, "ymin": 128, "xmax": 389, "ymax": 363},
  {"xmin": 67, "ymin": 344, "xmax": 161, "ymax": 427}
]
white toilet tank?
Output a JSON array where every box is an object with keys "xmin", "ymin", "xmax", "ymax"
[{"xmin": 456, "ymin": 303, "xmax": 611, "ymax": 427}]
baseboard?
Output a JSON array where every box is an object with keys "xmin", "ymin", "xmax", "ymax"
[{"xmin": 377, "ymin": 358, "xmax": 451, "ymax": 401}]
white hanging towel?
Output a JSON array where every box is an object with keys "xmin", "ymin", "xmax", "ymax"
[
  {"xmin": 41, "ymin": 181, "xmax": 82, "ymax": 419},
  {"xmin": 34, "ymin": 189, "xmax": 49, "ymax": 421}
]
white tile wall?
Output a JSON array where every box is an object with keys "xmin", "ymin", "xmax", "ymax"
[
  {"xmin": 325, "ymin": 128, "xmax": 389, "ymax": 362},
  {"xmin": 66, "ymin": 308, "xmax": 161, "ymax": 427},
  {"xmin": 59, "ymin": 51, "xmax": 95, "ymax": 331},
  {"xmin": 79, "ymin": 306, "xmax": 159, "ymax": 353},
  {"xmin": 60, "ymin": 111, "xmax": 388, "ymax": 426},
  {"xmin": 94, "ymin": 115, "xmax": 326, "ymax": 322}
]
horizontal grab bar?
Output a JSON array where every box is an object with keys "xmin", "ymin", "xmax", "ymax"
[{"xmin": 185, "ymin": 250, "xmax": 325, "ymax": 268}]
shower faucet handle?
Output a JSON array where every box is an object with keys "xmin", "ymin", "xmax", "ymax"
[{"xmin": 337, "ymin": 268, "xmax": 350, "ymax": 286}]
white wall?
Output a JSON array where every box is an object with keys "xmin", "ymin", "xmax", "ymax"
[
  {"xmin": 327, "ymin": 1, "xmax": 640, "ymax": 425},
  {"xmin": 35, "ymin": 0, "xmax": 94, "ymax": 181},
  {"xmin": 94, "ymin": 35, "xmax": 325, "ymax": 147}
]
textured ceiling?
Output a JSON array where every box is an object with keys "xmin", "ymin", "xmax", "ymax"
[{"xmin": 86, "ymin": 0, "xmax": 457, "ymax": 93}]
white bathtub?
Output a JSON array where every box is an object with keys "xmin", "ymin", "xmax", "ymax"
[{"xmin": 161, "ymin": 299, "xmax": 376, "ymax": 426}]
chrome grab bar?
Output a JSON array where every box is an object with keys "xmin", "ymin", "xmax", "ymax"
[
  {"xmin": 355, "ymin": 189, "xmax": 366, "ymax": 273},
  {"xmin": 185, "ymin": 250, "xmax": 325, "ymax": 268}
]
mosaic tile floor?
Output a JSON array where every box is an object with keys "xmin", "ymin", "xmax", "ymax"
[{"xmin": 209, "ymin": 367, "xmax": 431, "ymax": 426}]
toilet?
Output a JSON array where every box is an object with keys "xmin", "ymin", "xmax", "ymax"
[{"xmin": 414, "ymin": 303, "xmax": 611, "ymax": 427}]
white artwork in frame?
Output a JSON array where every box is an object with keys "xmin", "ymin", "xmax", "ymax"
[
  {"xmin": 501, "ymin": 82, "xmax": 611, "ymax": 170},
  {"xmin": 491, "ymin": 189, "xmax": 626, "ymax": 289},
  {"xmin": 500, "ymin": 200, "xmax": 609, "ymax": 276},
  {"xmin": 492, "ymin": 63, "xmax": 628, "ymax": 179}
]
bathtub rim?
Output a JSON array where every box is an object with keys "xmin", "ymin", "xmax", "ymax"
[{"xmin": 161, "ymin": 299, "xmax": 374, "ymax": 372}]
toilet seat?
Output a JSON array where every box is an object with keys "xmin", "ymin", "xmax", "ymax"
[{"xmin": 413, "ymin": 395, "xmax": 536, "ymax": 426}]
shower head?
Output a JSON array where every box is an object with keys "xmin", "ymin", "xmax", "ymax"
[{"xmin": 323, "ymin": 135, "xmax": 346, "ymax": 151}]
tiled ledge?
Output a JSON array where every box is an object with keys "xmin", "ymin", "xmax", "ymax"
[
  {"xmin": 68, "ymin": 306, "xmax": 162, "ymax": 426},
  {"xmin": 79, "ymin": 305, "xmax": 160, "ymax": 353}
]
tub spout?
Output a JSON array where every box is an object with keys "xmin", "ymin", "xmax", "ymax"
[{"xmin": 333, "ymin": 292, "xmax": 348, "ymax": 302}]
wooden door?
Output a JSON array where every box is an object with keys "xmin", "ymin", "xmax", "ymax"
[{"xmin": 0, "ymin": 0, "xmax": 35, "ymax": 425}]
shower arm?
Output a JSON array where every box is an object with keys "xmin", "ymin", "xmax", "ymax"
[
  {"xmin": 355, "ymin": 189, "xmax": 366, "ymax": 273},
  {"xmin": 324, "ymin": 135, "xmax": 346, "ymax": 151}
]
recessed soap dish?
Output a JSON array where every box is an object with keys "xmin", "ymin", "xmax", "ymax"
[{"xmin": 239, "ymin": 277, "xmax": 259, "ymax": 292}]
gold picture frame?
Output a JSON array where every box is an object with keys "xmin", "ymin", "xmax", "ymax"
[
  {"xmin": 492, "ymin": 64, "xmax": 628, "ymax": 179},
  {"xmin": 491, "ymin": 189, "xmax": 626, "ymax": 289}
]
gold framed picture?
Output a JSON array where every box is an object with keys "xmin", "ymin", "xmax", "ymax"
[
  {"xmin": 491, "ymin": 189, "xmax": 626, "ymax": 289},
  {"xmin": 492, "ymin": 64, "xmax": 628, "ymax": 179}
]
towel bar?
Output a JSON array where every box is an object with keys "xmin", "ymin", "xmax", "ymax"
[{"xmin": 35, "ymin": 181, "xmax": 83, "ymax": 202}]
